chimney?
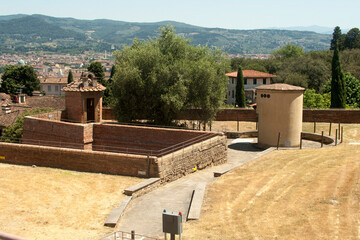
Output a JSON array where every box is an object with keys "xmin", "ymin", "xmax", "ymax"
[
  {"xmin": 2, "ymin": 105, "xmax": 11, "ymax": 114},
  {"xmin": 83, "ymin": 78, "xmax": 89, "ymax": 88},
  {"xmin": 92, "ymin": 79, "xmax": 98, "ymax": 87}
]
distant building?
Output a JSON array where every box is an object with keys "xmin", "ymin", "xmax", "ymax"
[
  {"xmin": 225, "ymin": 70, "xmax": 277, "ymax": 106},
  {"xmin": 40, "ymin": 77, "xmax": 68, "ymax": 96}
]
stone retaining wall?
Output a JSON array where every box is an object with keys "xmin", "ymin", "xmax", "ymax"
[{"xmin": 158, "ymin": 135, "xmax": 227, "ymax": 182}]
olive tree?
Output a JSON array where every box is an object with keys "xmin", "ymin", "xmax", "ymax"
[{"xmin": 111, "ymin": 26, "xmax": 229, "ymax": 126}]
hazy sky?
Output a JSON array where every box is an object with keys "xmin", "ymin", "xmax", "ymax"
[{"xmin": 0, "ymin": 0, "xmax": 358, "ymax": 30}]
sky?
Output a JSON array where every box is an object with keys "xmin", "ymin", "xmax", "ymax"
[{"xmin": 0, "ymin": 0, "xmax": 359, "ymax": 30}]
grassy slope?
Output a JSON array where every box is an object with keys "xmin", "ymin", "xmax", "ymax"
[
  {"xmin": 182, "ymin": 123, "xmax": 360, "ymax": 239},
  {"xmin": 0, "ymin": 165, "xmax": 142, "ymax": 240}
]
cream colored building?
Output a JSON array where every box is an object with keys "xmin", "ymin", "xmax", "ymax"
[
  {"xmin": 226, "ymin": 70, "xmax": 277, "ymax": 106},
  {"xmin": 256, "ymin": 84, "xmax": 304, "ymax": 148},
  {"xmin": 40, "ymin": 77, "xmax": 68, "ymax": 96}
]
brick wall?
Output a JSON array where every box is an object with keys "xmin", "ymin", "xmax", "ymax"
[
  {"xmin": 0, "ymin": 134, "xmax": 227, "ymax": 181},
  {"xmin": 31, "ymin": 111, "xmax": 63, "ymax": 121},
  {"xmin": 92, "ymin": 123, "xmax": 216, "ymax": 155},
  {"xmin": 181, "ymin": 108, "xmax": 360, "ymax": 123},
  {"xmin": 0, "ymin": 142, "xmax": 158, "ymax": 177},
  {"xmin": 303, "ymin": 109, "xmax": 360, "ymax": 123},
  {"xmin": 102, "ymin": 107, "xmax": 115, "ymax": 120},
  {"xmin": 65, "ymin": 91, "xmax": 83, "ymax": 123},
  {"xmin": 22, "ymin": 116, "xmax": 93, "ymax": 150}
]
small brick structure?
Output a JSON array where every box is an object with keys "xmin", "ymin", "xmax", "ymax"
[{"xmin": 62, "ymin": 73, "xmax": 106, "ymax": 123}]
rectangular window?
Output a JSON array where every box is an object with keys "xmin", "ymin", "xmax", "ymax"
[
  {"xmin": 254, "ymin": 79, "xmax": 257, "ymax": 85},
  {"xmin": 244, "ymin": 78, "xmax": 247, "ymax": 85},
  {"xmin": 55, "ymin": 86, "xmax": 59, "ymax": 92},
  {"xmin": 263, "ymin": 78, "xmax": 266, "ymax": 84},
  {"xmin": 48, "ymin": 85, "xmax": 51, "ymax": 92},
  {"xmin": 232, "ymin": 90, "xmax": 234, "ymax": 98},
  {"xmin": 228, "ymin": 91, "xmax": 230, "ymax": 96},
  {"xmin": 232, "ymin": 78, "xmax": 234, "ymax": 84}
]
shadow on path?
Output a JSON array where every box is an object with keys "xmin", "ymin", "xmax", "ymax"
[{"xmin": 228, "ymin": 142, "xmax": 263, "ymax": 152}]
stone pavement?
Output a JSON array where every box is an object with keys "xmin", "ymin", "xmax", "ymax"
[{"xmin": 103, "ymin": 139, "xmax": 265, "ymax": 239}]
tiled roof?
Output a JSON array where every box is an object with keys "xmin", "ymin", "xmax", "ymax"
[
  {"xmin": 226, "ymin": 70, "xmax": 277, "ymax": 78},
  {"xmin": 0, "ymin": 93, "xmax": 11, "ymax": 107},
  {"xmin": 62, "ymin": 77, "xmax": 106, "ymax": 92},
  {"xmin": 256, "ymin": 83, "xmax": 305, "ymax": 91},
  {"xmin": 40, "ymin": 78, "xmax": 68, "ymax": 84},
  {"xmin": 0, "ymin": 110, "xmax": 23, "ymax": 127},
  {"xmin": 25, "ymin": 96, "xmax": 65, "ymax": 110}
]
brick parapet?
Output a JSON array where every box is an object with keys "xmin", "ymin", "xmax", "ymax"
[
  {"xmin": 22, "ymin": 116, "xmax": 93, "ymax": 150},
  {"xmin": 0, "ymin": 142, "xmax": 158, "ymax": 177}
]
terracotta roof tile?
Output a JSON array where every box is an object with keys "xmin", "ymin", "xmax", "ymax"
[
  {"xmin": 62, "ymin": 77, "xmax": 106, "ymax": 92},
  {"xmin": 40, "ymin": 78, "xmax": 68, "ymax": 84},
  {"xmin": 226, "ymin": 70, "xmax": 277, "ymax": 78}
]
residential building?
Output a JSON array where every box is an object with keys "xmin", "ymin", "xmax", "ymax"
[
  {"xmin": 225, "ymin": 70, "xmax": 277, "ymax": 106},
  {"xmin": 40, "ymin": 77, "xmax": 68, "ymax": 96}
]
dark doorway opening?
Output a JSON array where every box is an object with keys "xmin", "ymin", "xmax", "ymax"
[{"xmin": 86, "ymin": 98, "xmax": 95, "ymax": 122}]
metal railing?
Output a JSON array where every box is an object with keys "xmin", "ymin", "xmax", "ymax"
[
  {"xmin": 1, "ymin": 131, "xmax": 218, "ymax": 157},
  {"xmin": 101, "ymin": 230, "xmax": 159, "ymax": 240}
]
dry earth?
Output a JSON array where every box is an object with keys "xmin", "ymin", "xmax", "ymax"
[
  {"xmin": 0, "ymin": 164, "xmax": 142, "ymax": 240},
  {"xmin": 182, "ymin": 122, "xmax": 360, "ymax": 239}
]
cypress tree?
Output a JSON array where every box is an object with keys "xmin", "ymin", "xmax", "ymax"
[
  {"xmin": 67, "ymin": 70, "xmax": 73, "ymax": 84},
  {"xmin": 235, "ymin": 67, "xmax": 246, "ymax": 108},
  {"xmin": 330, "ymin": 44, "xmax": 346, "ymax": 108},
  {"xmin": 330, "ymin": 26, "xmax": 343, "ymax": 50}
]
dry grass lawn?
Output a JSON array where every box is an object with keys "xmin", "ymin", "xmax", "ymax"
[
  {"xmin": 182, "ymin": 123, "xmax": 360, "ymax": 239},
  {"xmin": 0, "ymin": 164, "xmax": 142, "ymax": 240}
]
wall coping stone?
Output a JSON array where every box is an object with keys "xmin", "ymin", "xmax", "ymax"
[{"xmin": 124, "ymin": 178, "xmax": 160, "ymax": 196}]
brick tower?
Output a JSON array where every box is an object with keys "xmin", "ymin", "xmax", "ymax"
[{"xmin": 62, "ymin": 73, "xmax": 106, "ymax": 123}]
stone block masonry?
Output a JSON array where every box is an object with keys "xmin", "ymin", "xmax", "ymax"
[{"xmin": 157, "ymin": 135, "xmax": 227, "ymax": 182}]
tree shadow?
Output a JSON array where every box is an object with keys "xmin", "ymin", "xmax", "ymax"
[{"xmin": 228, "ymin": 142, "xmax": 263, "ymax": 152}]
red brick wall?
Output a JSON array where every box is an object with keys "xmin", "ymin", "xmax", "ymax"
[
  {"xmin": 102, "ymin": 107, "xmax": 115, "ymax": 120},
  {"xmin": 0, "ymin": 142, "xmax": 158, "ymax": 177},
  {"xmin": 31, "ymin": 111, "xmax": 63, "ymax": 121},
  {"xmin": 181, "ymin": 108, "xmax": 360, "ymax": 123},
  {"xmin": 65, "ymin": 92, "xmax": 83, "ymax": 123},
  {"xmin": 303, "ymin": 109, "xmax": 360, "ymax": 123},
  {"xmin": 22, "ymin": 116, "xmax": 93, "ymax": 150},
  {"xmin": 93, "ymin": 124, "xmax": 215, "ymax": 155}
]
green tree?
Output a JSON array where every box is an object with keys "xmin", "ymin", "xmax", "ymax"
[
  {"xmin": 303, "ymin": 89, "xmax": 330, "ymax": 109},
  {"xmin": 112, "ymin": 25, "xmax": 228, "ymax": 125},
  {"xmin": 330, "ymin": 26, "xmax": 345, "ymax": 50},
  {"xmin": 272, "ymin": 43, "xmax": 304, "ymax": 59},
  {"xmin": 343, "ymin": 72, "xmax": 360, "ymax": 107},
  {"xmin": 235, "ymin": 67, "xmax": 246, "ymax": 107},
  {"xmin": 67, "ymin": 69, "xmax": 73, "ymax": 84},
  {"xmin": 344, "ymin": 28, "xmax": 360, "ymax": 50},
  {"xmin": 0, "ymin": 65, "xmax": 40, "ymax": 96},
  {"xmin": 1, "ymin": 108, "xmax": 53, "ymax": 143},
  {"xmin": 88, "ymin": 61, "xmax": 105, "ymax": 84},
  {"xmin": 330, "ymin": 45, "xmax": 346, "ymax": 108}
]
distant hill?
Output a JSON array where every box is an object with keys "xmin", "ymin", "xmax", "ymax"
[{"xmin": 0, "ymin": 14, "xmax": 332, "ymax": 54}]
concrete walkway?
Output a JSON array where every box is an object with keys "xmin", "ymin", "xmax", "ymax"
[{"xmin": 104, "ymin": 139, "xmax": 265, "ymax": 239}]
